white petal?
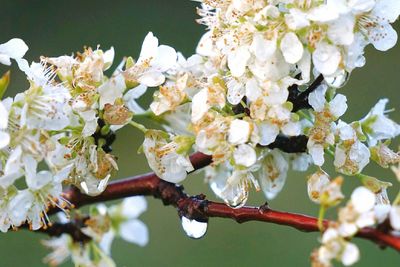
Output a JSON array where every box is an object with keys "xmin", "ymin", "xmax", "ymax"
[
  {"xmin": 260, "ymin": 151, "xmax": 289, "ymax": 200},
  {"xmin": 123, "ymin": 85, "xmax": 147, "ymax": 113},
  {"xmin": 227, "ymin": 79, "xmax": 245, "ymax": 105},
  {"xmin": 99, "ymin": 231, "xmax": 115, "ymax": 255},
  {"xmin": 119, "ymin": 219, "xmax": 149, "ymax": 247},
  {"xmin": 390, "ymin": 206, "xmax": 400, "ymax": 230},
  {"xmin": 121, "ymin": 196, "xmax": 148, "ymax": 219},
  {"xmin": 329, "ymin": 94, "xmax": 348, "ymax": 118},
  {"xmin": 138, "ymin": 32, "xmax": 158, "ymax": 63},
  {"xmin": 191, "ymin": 89, "xmax": 209, "ymax": 123},
  {"xmin": 372, "ymin": 0, "xmax": 400, "ymax": 23},
  {"xmin": 138, "ymin": 71, "xmax": 165, "ymax": 87},
  {"xmin": 282, "ymin": 121, "xmax": 301, "ymax": 136},
  {"xmin": 153, "ymin": 45, "xmax": 177, "ymax": 72},
  {"xmin": 228, "ymin": 46, "xmax": 250, "ymax": 77},
  {"xmin": 285, "ymin": 9, "xmax": 310, "ymax": 30},
  {"xmin": 196, "ymin": 31, "xmax": 217, "ymax": 57},
  {"xmin": 374, "ymin": 204, "xmax": 391, "ymax": 224},
  {"xmin": 0, "ymin": 131, "xmax": 10, "ymax": 149},
  {"xmin": 245, "ymin": 78, "xmax": 262, "ymax": 102},
  {"xmin": 103, "ymin": 47, "xmax": 115, "ymax": 70},
  {"xmin": 308, "ymin": 84, "xmax": 327, "ymax": 112},
  {"xmin": 310, "ymin": 145, "xmax": 325, "ymax": 166},
  {"xmin": 341, "ymin": 243, "xmax": 360, "ymax": 266},
  {"xmin": 228, "ymin": 119, "xmax": 250, "ymax": 145},
  {"xmin": 351, "ymin": 187, "xmax": 375, "ymax": 213},
  {"xmin": 258, "ymin": 122, "xmax": 279, "ymax": 146},
  {"xmin": 369, "ymin": 24, "xmax": 398, "ymax": 52},
  {"xmin": 98, "ymin": 74, "xmax": 126, "ymax": 109},
  {"xmin": 328, "ymin": 14, "xmax": 355, "ymax": 45},
  {"xmin": 338, "ymin": 222, "xmax": 358, "ymax": 237},
  {"xmin": 0, "ymin": 55, "xmax": 11, "ymax": 65},
  {"xmin": 0, "ymin": 38, "xmax": 28, "ymax": 63},
  {"xmin": 313, "ymin": 42, "xmax": 341, "ymax": 75},
  {"xmin": 251, "ymin": 34, "xmax": 276, "ymax": 62},
  {"xmin": 233, "ymin": 144, "xmax": 256, "ymax": 167},
  {"xmin": 307, "ymin": 5, "xmax": 339, "ymax": 22},
  {"xmin": 280, "ymin": 32, "xmax": 304, "ymax": 64},
  {"xmin": 348, "ymin": 0, "xmax": 375, "ymax": 13},
  {"xmin": 0, "ymin": 102, "xmax": 9, "ymax": 129}
]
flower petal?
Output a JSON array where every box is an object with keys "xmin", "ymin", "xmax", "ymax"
[
  {"xmin": 119, "ymin": 219, "xmax": 149, "ymax": 247},
  {"xmin": 121, "ymin": 196, "xmax": 148, "ymax": 219}
]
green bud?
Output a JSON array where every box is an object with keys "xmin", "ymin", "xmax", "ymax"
[
  {"xmin": 174, "ymin": 135, "xmax": 195, "ymax": 154},
  {"xmin": 125, "ymin": 56, "xmax": 135, "ymax": 69},
  {"xmin": 58, "ymin": 137, "xmax": 70, "ymax": 146},
  {"xmin": 0, "ymin": 71, "xmax": 10, "ymax": 99},
  {"xmin": 357, "ymin": 174, "xmax": 392, "ymax": 194}
]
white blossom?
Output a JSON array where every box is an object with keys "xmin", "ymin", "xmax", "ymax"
[{"xmin": 0, "ymin": 38, "xmax": 28, "ymax": 66}]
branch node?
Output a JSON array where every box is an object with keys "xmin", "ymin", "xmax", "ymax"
[
  {"xmin": 259, "ymin": 202, "xmax": 270, "ymax": 212},
  {"xmin": 178, "ymin": 196, "xmax": 209, "ymax": 223},
  {"xmin": 155, "ymin": 181, "xmax": 186, "ymax": 206}
]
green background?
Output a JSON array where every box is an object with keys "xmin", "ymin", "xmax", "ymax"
[{"xmin": 0, "ymin": 0, "xmax": 399, "ymax": 266}]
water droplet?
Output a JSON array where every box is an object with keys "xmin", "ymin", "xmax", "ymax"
[
  {"xmin": 325, "ymin": 70, "xmax": 350, "ymax": 88},
  {"xmin": 221, "ymin": 179, "xmax": 249, "ymax": 209},
  {"xmin": 181, "ymin": 216, "xmax": 208, "ymax": 239},
  {"xmin": 79, "ymin": 175, "xmax": 110, "ymax": 196}
]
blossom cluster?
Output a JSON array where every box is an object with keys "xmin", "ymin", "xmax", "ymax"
[
  {"xmin": 0, "ymin": 30, "xmax": 178, "ymax": 232},
  {"xmin": 0, "ymin": 0, "xmax": 399, "ymax": 266},
  {"xmin": 42, "ymin": 196, "xmax": 148, "ymax": 267},
  {"xmin": 139, "ymin": 0, "xmax": 400, "ymax": 210}
]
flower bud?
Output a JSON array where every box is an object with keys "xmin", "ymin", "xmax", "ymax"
[
  {"xmin": 307, "ymin": 170, "xmax": 344, "ymax": 207},
  {"xmin": 95, "ymin": 150, "xmax": 118, "ymax": 180},
  {"xmin": 103, "ymin": 103, "xmax": 133, "ymax": 125},
  {"xmin": 370, "ymin": 142, "xmax": 400, "ymax": 168}
]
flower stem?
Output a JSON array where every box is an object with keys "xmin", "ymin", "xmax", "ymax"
[
  {"xmin": 131, "ymin": 110, "xmax": 154, "ymax": 119},
  {"xmin": 129, "ymin": 121, "xmax": 148, "ymax": 133},
  {"xmin": 394, "ymin": 191, "xmax": 400, "ymax": 206},
  {"xmin": 318, "ymin": 205, "xmax": 326, "ymax": 231}
]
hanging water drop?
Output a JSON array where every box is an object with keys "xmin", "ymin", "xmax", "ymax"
[
  {"xmin": 325, "ymin": 70, "xmax": 350, "ymax": 88},
  {"xmin": 221, "ymin": 178, "xmax": 249, "ymax": 209},
  {"xmin": 223, "ymin": 190, "xmax": 248, "ymax": 209},
  {"xmin": 79, "ymin": 175, "xmax": 110, "ymax": 196},
  {"xmin": 181, "ymin": 216, "xmax": 208, "ymax": 239}
]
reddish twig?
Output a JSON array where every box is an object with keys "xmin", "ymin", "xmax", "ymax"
[{"xmin": 39, "ymin": 152, "xmax": 400, "ymax": 252}]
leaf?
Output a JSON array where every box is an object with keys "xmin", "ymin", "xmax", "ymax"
[{"xmin": 0, "ymin": 71, "xmax": 10, "ymax": 99}]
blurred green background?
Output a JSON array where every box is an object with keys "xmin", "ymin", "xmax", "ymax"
[{"xmin": 0, "ymin": 0, "xmax": 399, "ymax": 266}]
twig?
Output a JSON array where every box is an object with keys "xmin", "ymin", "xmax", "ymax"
[
  {"xmin": 289, "ymin": 74, "xmax": 324, "ymax": 112},
  {"xmin": 39, "ymin": 152, "xmax": 400, "ymax": 252}
]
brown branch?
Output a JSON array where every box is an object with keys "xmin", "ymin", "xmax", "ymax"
[
  {"xmin": 289, "ymin": 74, "xmax": 324, "ymax": 112},
  {"xmin": 39, "ymin": 152, "xmax": 400, "ymax": 252}
]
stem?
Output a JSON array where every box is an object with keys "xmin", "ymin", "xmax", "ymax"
[
  {"xmin": 131, "ymin": 111, "xmax": 154, "ymax": 119},
  {"xmin": 318, "ymin": 205, "xmax": 326, "ymax": 231},
  {"xmin": 129, "ymin": 121, "xmax": 148, "ymax": 133},
  {"xmin": 36, "ymin": 152, "xmax": 400, "ymax": 252},
  {"xmin": 393, "ymin": 191, "xmax": 400, "ymax": 206}
]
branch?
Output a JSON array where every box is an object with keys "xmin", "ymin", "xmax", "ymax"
[
  {"xmin": 39, "ymin": 152, "xmax": 400, "ymax": 252},
  {"xmin": 289, "ymin": 74, "xmax": 324, "ymax": 112}
]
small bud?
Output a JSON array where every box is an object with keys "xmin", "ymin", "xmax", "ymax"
[
  {"xmin": 95, "ymin": 150, "xmax": 118, "ymax": 180},
  {"xmin": 173, "ymin": 135, "xmax": 195, "ymax": 154},
  {"xmin": 0, "ymin": 71, "xmax": 10, "ymax": 99},
  {"xmin": 357, "ymin": 174, "xmax": 392, "ymax": 194},
  {"xmin": 307, "ymin": 170, "xmax": 344, "ymax": 207},
  {"xmin": 370, "ymin": 142, "xmax": 400, "ymax": 168},
  {"xmin": 103, "ymin": 103, "xmax": 133, "ymax": 125}
]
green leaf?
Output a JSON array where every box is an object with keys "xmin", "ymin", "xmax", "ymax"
[{"xmin": 0, "ymin": 71, "xmax": 10, "ymax": 99}]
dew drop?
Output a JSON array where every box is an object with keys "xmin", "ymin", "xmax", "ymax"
[
  {"xmin": 325, "ymin": 70, "xmax": 351, "ymax": 88},
  {"xmin": 181, "ymin": 216, "xmax": 208, "ymax": 239},
  {"xmin": 223, "ymin": 190, "xmax": 248, "ymax": 209},
  {"xmin": 79, "ymin": 175, "xmax": 110, "ymax": 196},
  {"xmin": 221, "ymin": 179, "xmax": 249, "ymax": 209}
]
